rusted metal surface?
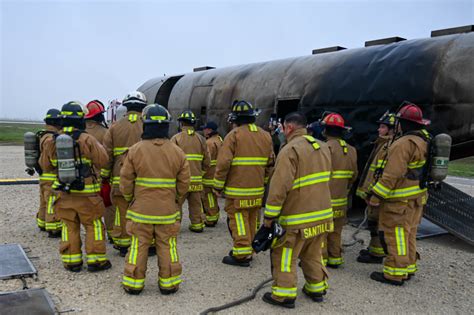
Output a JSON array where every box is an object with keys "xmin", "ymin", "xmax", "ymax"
[{"xmin": 138, "ymin": 31, "xmax": 474, "ymax": 162}]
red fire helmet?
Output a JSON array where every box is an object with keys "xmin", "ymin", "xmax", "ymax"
[{"xmin": 84, "ymin": 100, "xmax": 105, "ymax": 119}]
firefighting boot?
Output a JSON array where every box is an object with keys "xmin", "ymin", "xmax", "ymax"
[
  {"xmin": 204, "ymin": 221, "xmax": 217, "ymax": 228},
  {"xmin": 228, "ymin": 250, "xmax": 253, "ymax": 262},
  {"xmin": 87, "ymin": 260, "xmax": 112, "ymax": 272},
  {"xmin": 262, "ymin": 292, "xmax": 295, "ymax": 309},
  {"xmin": 370, "ymin": 272, "xmax": 404, "ymax": 286},
  {"xmin": 357, "ymin": 253, "xmax": 383, "ymax": 264},
  {"xmin": 222, "ymin": 255, "xmax": 250, "ymax": 267},
  {"xmin": 159, "ymin": 287, "xmax": 179, "ymax": 295},
  {"xmin": 359, "ymin": 248, "xmax": 370, "ymax": 256},
  {"xmin": 65, "ymin": 263, "xmax": 83, "ymax": 273},
  {"xmin": 114, "ymin": 245, "xmax": 129, "ymax": 257},
  {"xmin": 302, "ymin": 287, "xmax": 325, "ymax": 303},
  {"xmin": 124, "ymin": 286, "xmax": 142, "ymax": 295}
]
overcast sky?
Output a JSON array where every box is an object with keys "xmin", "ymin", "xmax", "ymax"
[{"xmin": 1, "ymin": 0, "xmax": 472, "ymax": 120}]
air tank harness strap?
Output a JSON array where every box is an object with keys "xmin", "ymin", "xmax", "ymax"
[
  {"xmin": 303, "ymin": 135, "xmax": 320, "ymax": 150},
  {"xmin": 338, "ymin": 139, "xmax": 348, "ymax": 154},
  {"xmin": 129, "ymin": 113, "xmax": 138, "ymax": 123}
]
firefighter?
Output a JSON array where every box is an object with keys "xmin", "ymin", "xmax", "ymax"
[
  {"xmin": 356, "ymin": 112, "xmax": 396, "ymax": 264},
  {"xmin": 40, "ymin": 101, "xmax": 111, "ymax": 272},
  {"xmin": 321, "ymin": 113, "xmax": 358, "ymax": 268},
  {"xmin": 171, "ymin": 110, "xmax": 210, "ymax": 232},
  {"xmin": 121, "ymin": 104, "xmax": 189, "ymax": 295},
  {"xmin": 201, "ymin": 121, "xmax": 223, "ymax": 227},
  {"xmin": 262, "ymin": 112, "xmax": 333, "ymax": 308},
  {"xmin": 213, "ymin": 100, "xmax": 273, "ymax": 267},
  {"xmin": 38, "ymin": 109, "xmax": 62, "ymax": 237},
  {"xmin": 102, "ymin": 91, "xmax": 147, "ymax": 256},
  {"xmin": 368, "ymin": 103, "xmax": 430, "ymax": 285},
  {"xmin": 84, "ymin": 100, "xmax": 114, "ymax": 241}
]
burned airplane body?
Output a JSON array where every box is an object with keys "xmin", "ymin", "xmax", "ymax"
[{"xmin": 139, "ymin": 28, "xmax": 474, "ymax": 162}]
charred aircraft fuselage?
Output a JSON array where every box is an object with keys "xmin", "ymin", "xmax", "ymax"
[{"xmin": 138, "ymin": 31, "xmax": 474, "ymax": 162}]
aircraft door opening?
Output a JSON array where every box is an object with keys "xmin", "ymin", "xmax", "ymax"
[
  {"xmin": 155, "ymin": 75, "xmax": 184, "ymax": 108},
  {"xmin": 276, "ymin": 98, "xmax": 300, "ymax": 120}
]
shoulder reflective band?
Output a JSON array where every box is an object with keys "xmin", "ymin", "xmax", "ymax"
[
  {"xmin": 224, "ymin": 186, "xmax": 265, "ymax": 196},
  {"xmin": 408, "ymin": 160, "xmax": 426, "ymax": 169},
  {"xmin": 331, "ymin": 170, "xmax": 354, "ymax": 179},
  {"xmin": 292, "ymin": 171, "xmax": 331, "ymax": 189},
  {"xmin": 303, "ymin": 135, "xmax": 320, "ymax": 150},
  {"xmin": 281, "ymin": 247, "xmax": 293, "ymax": 273},
  {"xmin": 126, "ymin": 210, "xmax": 178, "ymax": 224},
  {"xmin": 231, "ymin": 157, "xmax": 268, "ymax": 166},
  {"xmin": 186, "ymin": 154, "xmax": 204, "ymax": 161},
  {"xmin": 338, "ymin": 139, "xmax": 348, "ymax": 154},
  {"xmin": 278, "ymin": 208, "xmax": 333, "ymax": 226},
  {"xmin": 135, "ymin": 177, "xmax": 176, "ymax": 188},
  {"xmin": 372, "ymin": 182, "xmax": 427, "ymax": 199},
  {"xmin": 128, "ymin": 114, "xmax": 138, "ymax": 122},
  {"xmin": 248, "ymin": 124, "xmax": 258, "ymax": 132},
  {"xmin": 113, "ymin": 147, "xmax": 128, "ymax": 156}
]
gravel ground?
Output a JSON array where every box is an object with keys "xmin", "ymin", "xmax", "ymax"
[{"xmin": 1, "ymin": 146, "xmax": 473, "ymax": 314}]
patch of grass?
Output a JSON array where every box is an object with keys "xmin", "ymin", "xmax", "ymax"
[
  {"xmin": 448, "ymin": 157, "xmax": 474, "ymax": 178},
  {"xmin": 0, "ymin": 122, "xmax": 45, "ymax": 144}
]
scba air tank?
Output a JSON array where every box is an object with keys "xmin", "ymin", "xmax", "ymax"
[
  {"xmin": 24, "ymin": 132, "xmax": 39, "ymax": 169},
  {"xmin": 431, "ymin": 133, "xmax": 452, "ymax": 182},
  {"xmin": 56, "ymin": 134, "xmax": 77, "ymax": 184}
]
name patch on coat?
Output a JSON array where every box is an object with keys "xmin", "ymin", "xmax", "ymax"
[
  {"xmin": 235, "ymin": 198, "xmax": 262, "ymax": 209},
  {"xmin": 302, "ymin": 222, "xmax": 334, "ymax": 239},
  {"xmin": 333, "ymin": 210, "xmax": 346, "ymax": 218},
  {"xmin": 189, "ymin": 184, "xmax": 203, "ymax": 192}
]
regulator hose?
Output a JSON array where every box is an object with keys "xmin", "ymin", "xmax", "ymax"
[
  {"xmin": 199, "ymin": 277, "xmax": 273, "ymax": 314},
  {"xmin": 343, "ymin": 207, "xmax": 368, "ymax": 247}
]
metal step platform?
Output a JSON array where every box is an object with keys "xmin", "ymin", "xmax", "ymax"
[
  {"xmin": 0, "ymin": 288, "xmax": 56, "ymax": 315},
  {"xmin": 0, "ymin": 244, "xmax": 37, "ymax": 282}
]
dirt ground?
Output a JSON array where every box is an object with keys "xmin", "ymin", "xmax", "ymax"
[{"xmin": 1, "ymin": 146, "xmax": 473, "ymax": 314}]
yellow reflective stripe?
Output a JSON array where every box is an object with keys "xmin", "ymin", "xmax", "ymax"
[
  {"xmin": 135, "ymin": 177, "xmax": 176, "ymax": 188},
  {"xmin": 369, "ymin": 159, "xmax": 387, "ymax": 171},
  {"xmin": 123, "ymin": 276, "xmax": 145, "ymax": 289},
  {"xmin": 279, "ymin": 208, "xmax": 333, "ymax": 226},
  {"xmin": 331, "ymin": 170, "xmax": 354, "ymax": 179},
  {"xmin": 292, "ymin": 171, "xmax": 331, "ymax": 189},
  {"xmin": 232, "ymin": 247, "xmax": 253, "ymax": 255},
  {"xmin": 407, "ymin": 264, "xmax": 417, "ymax": 273},
  {"xmin": 328, "ymin": 257, "xmax": 344, "ymax": 265},
  {"xmin": 86, "ymin": 254, "xmax": 107, "ymax": 263},
  {"xmin": 213, "ymin": 178, "xmax": 225, "ymax": 189},
  {"xmin": 129, "ymin": 235, "xmax": 138, "ymax": 265},
  {"xmin": 408, "ymin": 160, "xmax": 426, "ymax": 169},
  {"xmin": 70, "ymin": 183, "xmax": 101, "ymax": 193},
  {"xmin": 100, "ymin": 169, "xmax": 111, "ymax": 177},
  {"xmin": 93, "ymin": 219, "xmax": 103, "ymax": 241},
  {"xmin": 169, "ymin": 237, "xmax": 178, "ymax": 263},
  {"xmin": 187, "ymin": 129, "xmax": 195, "ymax": 135},
  {"xmin": 190, "ymin": 176, "xmax": 202, "ymax": 182},
  {"xmin": 113, "ymin": 147, "xmax": 128, "ymax": 156},
  {"xmin": 47, "ymin": 194, "xmax": 56, "ymax": 214},
  {"xmin": 304, "ymin": 280, "xmax": 328, "ymax": 293},
  {"xmin": 235, "ymin": 212, "xmax": 246, "ymax": 236},
  {"xmin": 50, "ymin": 159, "xmax": 58, "ymax": 167},
  {"xmin": 369, "ymin": 246, "xmax": 385, "ymax": 255},
  {"xmin": 159, "ymin": 275, "xmax": 182, "ymax": 288},
  {"xmin": 111, "ymin": 176, "xmax": 120, "ymax": 185},
  {"xmin": 395, "ymin": 226, "xmax": 406, "ymax": 256},
  {"xmin": 224, "ymin": 186, "xmax": 265, "ymax": 196},
  {"xmin": 37, "ymin": 217, "xmax": 46, "ymax": 228},
  {"xmin": 62, "ymin": 224, "xmax": 68, "ymax": 241},
  {"xmin": 248, "ymin": 124, "xmax": 258, "ymax": 132},
  {"xmin": 114, "ymin": 206, "xmax": 120, "ymax": 226},
  {"xmin": 186, "ymin": 154, "xmax": 204, "ymax": 161},
  {"xmin": 331, "ymin": 197, "xmax": 348, "ymax": 207},
  {"xmin": 126, "ymin": 210, "xmax": 178, "ymax": 224},
  {"xmin": 264, "ymin": 204, "xmax": 282, "ymax": 217},
  {"xmin": 202, "ymin": 178, "xmax": 214, "ymax": 186},
  {"xmin": 272, "ymin": 286, "xmax": 297, "ymax": 298},
  {"xmin": 231, "ymin": 157, "xmax": 268, "ymax": 166},
  {"xmin": 207, "ymin": 193, "xmax": 215, "ymax": 208},
  {"xmin": 61, "ymin": 254, "xmax": 82, "ymax": 264},
  {"xmin": 128, "ymin": 114, "xmax": 138, "ymax": 122},
  {"xmin": 39, "ymin": 173, "xmax": 57, "ymax": 181},
  {"xmin": 302, "ymin": 135, "xmax": 321, "ymax": 150},
  {"xmin": 383, "ymin": 266, "xmax": 407, "ymax": 276},
  {"xmin": 210, "ymin": 160, "xmax": 217, "ymax": 166},
  {"xmin": 281, "ymin": 247, "xmax": 293, "ymax": 273},
  {"xmin": 61, "ymin": 111, "xmax": 84, "ymax": 117},
  {"xmin": 372, "ymin": 182, "xmax": 427, "ymax": 199},
  {"xmin": 63, "ymin": 126, "xmax": 74, "ymax": 132},
  {"xmin": 45, "ymin": 221, "xmax": 63, "ymax": 231},
  {"xmin": 149, "ymin": 115, "xmax": 166, "ymax": 121}
]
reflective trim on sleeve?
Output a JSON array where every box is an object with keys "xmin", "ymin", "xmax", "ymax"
[
  {"xmin": 213, "ymin": 178, "xmax": 225, "ymax": 189},
  {"xmin": 100, "ymin": 168, "xmax": 111, "ymax": 177},
  {"xmin": 372, "ymin": 182, "xmax": 427, "ymax": 199},
  {"xmin": 408, "ymin": 160, "xmax": 426, "ymax": 169},
  {"xmin": 331, "ymin": 197, "xmax": 348, "ymax": 208},
  {"xmin": 264, "ymin": 204, "xmax": 282, "ymax": 218},
  {"xmin": 210, "ymin": 160, "xmax": 217, "ymax": 166},
  {"xmin": 190, "ymin": 175, "xmax": 203, "ymax": 183}
]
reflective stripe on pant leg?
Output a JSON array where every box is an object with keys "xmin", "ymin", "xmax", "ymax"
[
  {"xmin": 169, "ymin": 237, "xmax": 178, "ymax": 263},
  {"xmin": 47, "ymin": 195, "xmax": 56, "ymax": 215},
  {"xmin": 281, "ymin": 247, "xmax": 293, "ymax": 273},
  {"xmin": 208, "ymin": 193, "xmax": 215, "ymax": 209},
  {"xmin": 60, "ymin": 224, "xmax": 83, "ymax": 264},
  {"xmin": 232, "ymin": 247, "xmax": 253, "ymax": 256},
  {"xmin": 235, "ymin": 212, "xmax": 246, "ymax": 236},
  {"xmin": 128, "ymin": 235, "xmax": 138, "ymax": 265},
  {"xmin": 304, "ymin": 280, "xmax": 329, "ymax": 293},
  {"xmin": 328, "ymin": 257, "xmax": 344, "ymax": 265},
  {"xmin": 122, "ymin": 276, "xmax": 145, "ymax": 290},
  {"xmin": 407, "ymin": 263, "xmax": 417, "ymax": 274},
  {"xmin": 62, "ymin": 224, "xmax": 69, "ymax": 241},
  {"xmin": 271, "ymin": 286, "xmax": 297, "ymax": 298},
  {"xmin": 383, "ymin": 265, "xmax": 408, "ymax": 277},
  {"xmin": 395, "ymin": 226, "xmax": 407, "ymax": 256},
  {"xmin": 93, "ymin": 219, "xmax": 104, "ymax": 241},
  {"xmin": 159, "ymin": 275, "xmax": 182, "ymax": 288},
  {"xmin": 114, "ymin": 206, "xmax": 120, "ymax": 226}
]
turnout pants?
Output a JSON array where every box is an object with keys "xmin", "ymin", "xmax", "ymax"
[
  {"xmin": 56, "ymin": 194, "xmax": 108, "ymax": 267},
  {"xmin": 322, "ymin": 210, "xmax": 346, "ymax": 266},
  {"xmin": 378, "ymin": 196, "xmax": 424, "ymax": 282},
  {"xmin": 367, "ymin": 205, "xmax": 384, "ymax": 257},
  {"xmin": 111, "ymin": 194, "xmax": 131, "ymax": 249},
  {"xmin": 271, "ymin": 229, "xmax": 328, "ymax": 302},
  {"xmin": 179, "ymin": 191, "xmax": 204, "ymax": 231},
  {"xmin": 104, "ymin": 205, "xmax": 115, "ymax": 239},
  {"xmin": 44, "ymin": 187, "xmax": 62, "ymax": 233},
  {"xmin": 202, "ymin": 187, "xmax": 220, "ymax": 225},
  {"xmin": 225, "ymin": 199, "xmax": 259, "ymax": 260},
  {"xmin": 36, "ymin": 182, "xmax": 49, "ymax": 229},
  {"xmin": 123, "ymin": 221, "xmax": 182, "ymax": 292}
]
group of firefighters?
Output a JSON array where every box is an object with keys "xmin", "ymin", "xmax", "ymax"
[{"xmin": 31, "ymin": 91, "xmax": 431, "ymax": 308}]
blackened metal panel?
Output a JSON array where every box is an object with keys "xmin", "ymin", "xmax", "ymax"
[
  {"xmin": 0, "ymin": 244, "xmax": 37, "ymax": 280},
  {"xmin": 0, "ymin": 288, "xmax": 56, "ymax": 315}
]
